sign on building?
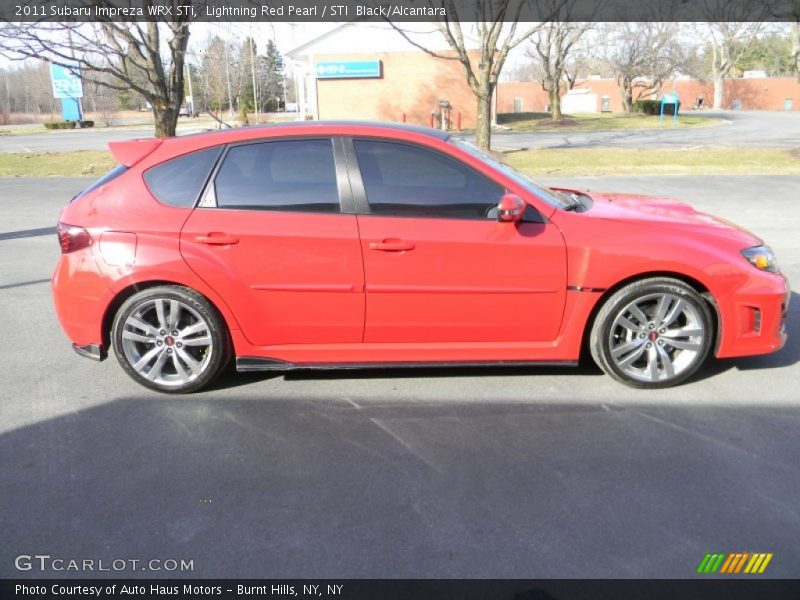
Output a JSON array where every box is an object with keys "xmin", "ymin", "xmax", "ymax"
[{"xmin": 315, "ymin": 60, "xmax": 382, "ymax": 79}]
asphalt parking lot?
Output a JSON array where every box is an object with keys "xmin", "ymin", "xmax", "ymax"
[
  {"xmin": 1, "ymin": 175, "xmax": 799, "ymax": 578},
  {"xmin": 490, "ymin": 109, "xmax": 800, "ymax": 150},
  {"xmin": 3, "ymin": 110, "xmax": 799, "ymax": 153}
]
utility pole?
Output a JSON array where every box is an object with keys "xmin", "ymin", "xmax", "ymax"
[
  {"xmin": 249, "ymin": 36, "xmax": 258, "ymax": 122},
  {"xmin": 224, "ymin": 38, "xmax": 234, "ymax": 117},
  {"xmin": 282, "ymin": 68, "xmax": 287, "ymax": 111},
  {"xmin": 185, "ymin": 62, "xmax": 195, "ymax": 115}
]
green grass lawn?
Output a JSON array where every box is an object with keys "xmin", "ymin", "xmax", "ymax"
[
  {"xmin": 0, "ymin": 151, "xmax": 116, "ymax": 177},
  {"xmin": 1, "ymin": 147, "xmax": 798, "ymax": 178},
  {"xmin": 497, "ymin": 112, "xmax": 722, "ymax": 132},
  {"xmin": 0, "ymin": 125, "xmax": 48, "ymax": 136},
  {"xmin": 502, "ymin": 147, "xmax": 800, "ymax": 176}
]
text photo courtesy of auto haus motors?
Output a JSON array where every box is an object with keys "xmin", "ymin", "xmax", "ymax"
[{"xmin": 2, "ymin": 4, "xmax": 800, "ymax": 599}]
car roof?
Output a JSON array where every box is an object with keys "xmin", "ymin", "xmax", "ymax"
[
  {"xmin": 179, "ymin": 120, "xmax": 451, "ymax": 143},
  {"xmin": 121, "ymin": 120, "xmax": 454, "ymax": 168},
  {"xmin": 246, "ymin": 120, "xmax": 451, "ymax": 140}
]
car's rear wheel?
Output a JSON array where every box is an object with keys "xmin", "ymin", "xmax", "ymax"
[
  {"xmin": 590, "ymin": 278, "xmax": 713, "ymax": 388},
  {"xmin": 111, "ymin": 286, "xmax": 230, "ymax": 393}
]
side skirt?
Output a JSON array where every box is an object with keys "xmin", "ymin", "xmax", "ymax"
[{"xmin": 236, "ymin": 356, "xmax": 579, "ymax": 372}]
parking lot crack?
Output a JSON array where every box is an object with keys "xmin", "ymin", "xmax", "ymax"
[{"xmin": 370, "ymin": 417, "xmax": 442, "ymax": 474}]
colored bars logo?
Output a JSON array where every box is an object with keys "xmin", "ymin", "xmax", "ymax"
[{"xmin": 697, "ymin": 552, "xmax": 773, "ymax": 574}]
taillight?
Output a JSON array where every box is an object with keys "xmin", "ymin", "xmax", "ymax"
[{"xmin": 57, "ymin": 221, "xmax": 92, "ymax": 253}]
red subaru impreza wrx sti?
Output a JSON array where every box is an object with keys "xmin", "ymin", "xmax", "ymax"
[{"xmin": 52, "ymin": 121, "xmax": 789, "ymax": 393}]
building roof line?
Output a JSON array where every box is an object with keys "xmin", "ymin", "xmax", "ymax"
[{"xmin": 286, "ymin": 21, "xmax": 358, "ymax": 59}]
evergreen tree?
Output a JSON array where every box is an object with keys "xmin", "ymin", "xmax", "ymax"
[
  {"xmin": 238, "ymin": 37, "xmax": 257, "ymax": 113},
  {"xmin": 261, "ymin": 39, "xmax": 285, "ymax": 112}
]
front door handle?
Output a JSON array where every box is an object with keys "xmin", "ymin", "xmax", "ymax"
[
  {"xmin": 194, "ymin": 233, "xmax": 240, "ymax": 245},
  {"xmin": 369, "ymin": 239, "xmax": 415, "ymax": 252}
]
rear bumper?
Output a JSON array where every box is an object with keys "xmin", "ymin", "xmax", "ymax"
[
  {"xmin": 52, "ymin": 251, "xmax": 113, "ymax": 350},
  {"xmin": 716, "ymin": 270, "xmax": 789, "ymax": 359}
]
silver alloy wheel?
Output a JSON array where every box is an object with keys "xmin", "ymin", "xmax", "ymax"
[
  {"xmin": 120, "ymin": 298, "xmax": 213, "ymax": 388},
  {"xmin": 608, "ymin": 292, "xmax": 705, "ymax": 384}
]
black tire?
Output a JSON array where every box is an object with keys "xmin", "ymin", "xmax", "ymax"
[
  {"xmin": 589, "ymin": 277, "xmax": 714, "ymax": 389},
  {"xmin": 111, "ymin": 285, "xmax": 231, "ymax": 393}
]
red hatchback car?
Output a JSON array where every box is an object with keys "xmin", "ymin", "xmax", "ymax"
[{"xmin": 52, "ymin": 121, "xmax": 788, "ymax": 393}]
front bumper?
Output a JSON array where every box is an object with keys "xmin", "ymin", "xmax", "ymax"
[{"xmin": 716, "ymin": 270, "xmax": 789, "ymax": 359}]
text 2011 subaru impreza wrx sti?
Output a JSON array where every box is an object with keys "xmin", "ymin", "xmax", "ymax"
[{"xmin": 52, "ymin": 121, "xmax": 789, "ymax": 393}]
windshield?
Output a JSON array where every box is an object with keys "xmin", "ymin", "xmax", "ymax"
[{"xmin": 451, "ymin": 138, "xmax": 571, "ymax": 209}]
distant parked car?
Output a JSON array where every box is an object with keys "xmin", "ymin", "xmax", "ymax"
[
  {"xmin": 178, "ymin": 105, "xmax": 199, "ymax": 118},
  {"xmin": 52, "ymin": 121, "xmax": 789, "ymax": 393}
]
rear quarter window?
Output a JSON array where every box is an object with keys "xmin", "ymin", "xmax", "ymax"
[{"xmin": 144, "ymin": 146, "xmax": 223, "ymax": 207}]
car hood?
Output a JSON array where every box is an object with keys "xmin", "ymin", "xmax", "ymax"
[{"xmin": 555, "ymin": 188, "xmax": 762, "ymax": 248}]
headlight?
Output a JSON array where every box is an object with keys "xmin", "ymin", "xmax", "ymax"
[{"xmin": 741, "ymin": 245, "xmax": 778, "ymax": 273}]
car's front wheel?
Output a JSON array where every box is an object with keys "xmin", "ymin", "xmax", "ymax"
[
  {"xmin": 111, "ymin": 286, "xmax": 230, "ymax": 393},
  {"xmin": 590, "ymin": 278, "xmax": 714, "ymax": 388}
]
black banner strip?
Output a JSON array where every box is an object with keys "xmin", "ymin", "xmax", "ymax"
[
  {"xmin": 4, "ymin": 579, "xmax": 800, "ymax": 600},
  {"xmin": 1, "ymin": 0, "xmax": 796, "ymax": 23}
]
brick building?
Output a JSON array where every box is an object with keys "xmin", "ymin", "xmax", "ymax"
[
  {"xmin": 496, "ymin": 77, "xmax": 800, "ymax": 114},
  {"xmin": 287, "ymin": 24, "xmax": 799, "ymax": 127},
  {"xmin": 287, "ymin": 23, "xmax": 482, "ymax": 128}
]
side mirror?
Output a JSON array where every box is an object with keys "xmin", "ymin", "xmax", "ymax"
[{"xmin": 496, "ymin": 194, "xmax": 525, "ymax": 223}]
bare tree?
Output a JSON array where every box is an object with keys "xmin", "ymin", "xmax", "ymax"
[
  {"xmin": 561, "ymin": 40, "xmax": 591, "ymax": 91},
  {"xmin": 793, "ymin": 21, "xmax": 800, "ymax": 81},
  {"xmin": 83, "ymin": 73, "xmax": 122, "ymax": 126},
  {"xmin": 790, "ymin": 4, "xmax": 800, "ymax": 81},
  {"xmin": 601, "ymin": 22, "xmax": 686, "ymax": 113},
  {"xmin": 0, "ymin": 61, "xmax": 57, "ymax": 117},
  {"xmin": 706, "ymin": 23, "xmax": 765, "ymax": 108},
  {"xmin": 529, "ymin": 14, "xmax": 592, "ymax": 121},
  {"xmin": 200, "ymin": 36, "xmax": 235, "ymax": 113},
  {"xmin": 0, "ymin": 12, "xmax": 191, "ymax": 137},
  {"xmin": 503, "ymin": 62, "xmax": 536, "ymax": 82},
  {"xmin": 391, "ymin": 0, "xmax": 561, "ymax": 149},
  {"xmin": 702, "ymin": 0, "xmax": 767, "ymax": 109}
]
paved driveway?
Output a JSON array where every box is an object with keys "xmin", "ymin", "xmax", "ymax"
[
  {"xmin": 2, "ymin": 110, "xmax": 799, "ymax": 154},
  {"xmin": 0, "ymin": 123, "xmax": 213, "ymax": 154},
  {"xmin": 486, "ymin": 110, "xmax": 800, "ymax": 149},
  {"xmin": 0, "ymin": 175, "xmax": 798, "ymax": 578}
]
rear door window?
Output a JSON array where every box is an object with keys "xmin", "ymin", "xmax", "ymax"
[{"xmin": 213, "ymin": 139, "xmax": 341, "ymax": 213}]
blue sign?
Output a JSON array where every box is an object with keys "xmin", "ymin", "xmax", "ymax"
[
  {"xmin": 50, "ymin": 63, "xmax": 83, "ymax": 99},
  {"xmin": 315, "ymin": 60, "xmax": 381, "ymax": 79},
  {"xmin": 61, "ymin": 98, "xmax": 81, "ymax": 121},
  {"xmin": 661, "ymin": 93, "xmax": 679, "ymax": 104},
  {"xmin": 660, "ymin": 92, "xmax": 680, "ymax": 121}
]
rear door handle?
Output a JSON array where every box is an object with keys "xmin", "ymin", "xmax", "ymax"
[
  {"xmin": 369, "ymin": 239, "xmax": 415, "ymax": 252},
  {"xmin": 194, "ymin": 233, "xmax": 239, "ymax": 245}
]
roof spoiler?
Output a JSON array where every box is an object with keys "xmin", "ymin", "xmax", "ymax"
[{"xmin": 108, "ymin": 138, "xmax": 163, "ymax": 167}]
